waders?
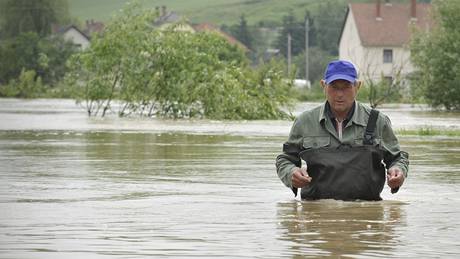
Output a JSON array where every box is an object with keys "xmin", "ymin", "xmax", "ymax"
[{"xmin": 299, "ymin": 110, "xmax": 385, "ymax": 201}]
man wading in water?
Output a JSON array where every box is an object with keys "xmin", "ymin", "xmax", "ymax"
[{"xmin": 276, "ymin": 60, "xmax": 409, "ymax": 200}]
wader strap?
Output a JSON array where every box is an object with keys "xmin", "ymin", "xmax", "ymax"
[
  {"xmin": 363, "ymin": 109, "xmax": 379, "ymax": 145},
  {"xmin": 363, "ymin": 109, "xmax": 400, "ymax": 194}
]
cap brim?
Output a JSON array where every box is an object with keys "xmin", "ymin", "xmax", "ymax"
[{"xmin": 325, "ymin": 74, "xmax": 356, "ymax": 85}]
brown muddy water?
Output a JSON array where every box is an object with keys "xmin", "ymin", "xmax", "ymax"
[{"xmin": 0, "ymin": 99, "xmax": 459, "ymax": 258}]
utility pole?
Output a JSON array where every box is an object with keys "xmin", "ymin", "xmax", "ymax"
[
  {"xmin": 287, "ymin": 33, "xmax": 291, "ymax": 76},
  {"xmin": 305, "ymin": 18, "xmax": 309, "ymax": 88}
]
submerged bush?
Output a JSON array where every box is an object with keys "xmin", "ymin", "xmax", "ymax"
[{"xmin": 66, "ymin": 2, "xmax": 294, "ymax": 119}]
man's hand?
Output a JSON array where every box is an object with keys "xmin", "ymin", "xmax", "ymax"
[
  {"xmin": 387, "ymin": 167, "xmax": 405, "ymax": 192},
  {"xmin": 291, "ymin": 167, "xmax": 312, "ymax": 188}
]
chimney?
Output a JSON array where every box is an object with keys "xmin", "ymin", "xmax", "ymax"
[
  {"xmin": 161, "ymin": 6, "xmax": 167, "ymax": 17},
  {"xmin": 411, "ymin": 0, "xmax": 417, "ymax": 20},
  {"xmin": 376, "ymin": 0, "xmax": 382, "ymax": 21}
]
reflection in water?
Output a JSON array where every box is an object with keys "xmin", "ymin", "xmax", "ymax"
[{"xmin": 277, "ymin": 200, "xmax": 406, "ymax": 258}]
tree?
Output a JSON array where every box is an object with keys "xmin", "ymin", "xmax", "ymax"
[
  {"xmin": 275, "ymin": 10, "xmax": 305, "ymax": 58},
  {"xmin": 304, "ymin": 11, "xmax": 317, "ymax": 48},
  {"xmin": 0, "ymin": 32, "xmax": 77, "ymax": 86},
  {"xmin": 411, "ymin": 0, "xmax": 460, "ymax": 110},
  {"xmin": 275, "ymin": 2, "xmax": 345, "ymax": 61},
  {"xmin": 293, "ymin": 46, "xmax": 333, "ymax": 83},
  {"xmin": 313, "ymin": 0, "xmax": 347, "ymax": 56},
  {"xmin": 0, "ymin": 69, "xmax": 44, "ymax": 98},
  {"xmin": 0, "ymin": 32, "xmax": 40, "ymax": 84},
  {"xmin": 0, "ymin": 0, "xmax": 70, "ymax": 38},
  {"xmin": 361, "ymin": 72, "xmax": 404, "ymax": 109},
  {"xmin": 233, "ymin": 14, "xmax": 253, "ymax": 50},
  {"xmin": 66, "ymin": 2, "xmax": 294, "ymax": 119}
]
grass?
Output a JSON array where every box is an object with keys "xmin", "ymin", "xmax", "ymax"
[
  {"xmin": 69, "ymin": 0, "xmax": 357, "ymax": 26},
  {"xmin": 397, "ymin": 127, "xmax": 460, "ymax": 137}
]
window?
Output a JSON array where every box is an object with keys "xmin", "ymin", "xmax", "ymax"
[{"xmin": 383, "ymin": 49, "xmax": 393, "ymax": 63}]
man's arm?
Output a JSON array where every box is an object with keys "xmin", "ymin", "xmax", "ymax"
[
  {"xmin": 275, "ymin": 118, "xmax": 303, "ymax": 196},
  {"xmin": 380, "ymin": 115, "xmax": 409, "ymax": 191}
]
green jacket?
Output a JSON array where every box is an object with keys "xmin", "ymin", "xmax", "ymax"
[{"xmin": 276, "ymin": 101, "xmax": 409, "ymax": 190}]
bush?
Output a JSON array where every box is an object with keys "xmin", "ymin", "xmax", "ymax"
[
  {"xmin": 66, "ymin": 2, "xmax": 295, "ymax": 119},
  {"xmin": 0, "ymin": 69, "xmax": 45, "ymax": 98}
]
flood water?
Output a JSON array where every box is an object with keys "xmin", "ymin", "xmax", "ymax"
[{"xmin": 1, "ymin": 99, "xmax": 459, "ymax": 258}]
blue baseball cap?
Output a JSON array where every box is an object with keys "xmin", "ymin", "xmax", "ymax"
[{"xmin": 324, "ymin": 60, "xmax": 358, "ymax": 85}]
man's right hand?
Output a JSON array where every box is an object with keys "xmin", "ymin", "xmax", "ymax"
[{"xmin": 291, "ymin": 167, "xmax": 312, "ymax": 188}]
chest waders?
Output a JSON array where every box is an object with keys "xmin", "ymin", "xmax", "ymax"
[{"xmin": 299, "ymin": 110, "xmax": 385, "ymax": 201}]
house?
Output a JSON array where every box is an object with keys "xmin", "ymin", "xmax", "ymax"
[
  {"xmin": 60, "ymin": 25, "xmax": 91, "ymax": 50},
  {"xmin": 153, "ymin": 6, "xmax": 195, "ymax": 32},
  {"xmin": 52, "ymin": 20, "xmax": 105, "ymax": 50},
  {"xmin": 193, "ymin": 23, "xmax": 249, "ymax": 53},
  {"xmin": 83, "ymin": 20, "xmax": 105, "ymax": 36},
  {"xmin": 339, "ymin": 0, "xmax": 433, "ymax": 82},
  {"xmin": 153, "ymin": 6, "xmax": 249, "ymax": 52}
]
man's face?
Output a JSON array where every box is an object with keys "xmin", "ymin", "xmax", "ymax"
[{"xmin": 322, "ymin": 79, "xmax": 360, "ymax": 115}]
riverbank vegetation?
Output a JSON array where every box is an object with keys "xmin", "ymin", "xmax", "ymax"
[{"xmin": 397, "ymin": 127, "xmax": 460, "ymax": 137}]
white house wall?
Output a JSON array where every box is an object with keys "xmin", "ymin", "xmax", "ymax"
[
  {"xmin": 63, "ymin": 28, "xmax": 90, "ymax": 50},
  {"xmin": 356, "ymin": 46, "xmax": 413, "ymax": 81},
  {"xmin": 339, "ymin": 8, "xmax": 364, "ymax": 70}
]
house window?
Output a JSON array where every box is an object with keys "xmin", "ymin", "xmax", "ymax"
[{"xmin": 383, "ymin": 49, "xmax": 393, "ymax": 63}]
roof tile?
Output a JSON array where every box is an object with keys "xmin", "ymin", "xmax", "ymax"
[{"xmin": 350, "ymin": 2, "xmax": 433, "ymax": 46}]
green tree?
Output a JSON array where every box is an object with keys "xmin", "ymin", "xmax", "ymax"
[
  {"xmin": 360, "ymin": 73, "xmax": 403, "ymax": 108},
  {"xmin": 0, "ymin": 0, "xmax": 70, "ymax": 38},
  {"xmin": 293, "ymin": 46, "xmax": 333, "ymax": 82},
  {"xmin": 411, "ymin": 0, "xmax": 460, "ymax": 110},
  {"xmin": 304, "ymin": 11, "xmax": 317, "ymax": 48},
  {"xmin": 275, "ymin": 2, "xmax": 345, "ymax": 59},
  {"xmin": 66, "ymin": 2, "xmax": 294, "ymax": 119},
  {"xmin": 0, "ymin": 32, "xmax": 41, "ymax": 84},
  {"xmin": 313, "ymin": 0, "xmax": 347, "ymax": 56},
  {"xmin": 275, "ymin": 10, "xmax": 305, "ymax": 58},
  {"xmin": 233, "ymin": 14, "xmax": 253, "ymax": 50},
  {"xmin": 0, "ymin": 32, "xmax": 77, "ymax": 86},
  {"xmin": 0, "ymin": 69, "xmax": 45, "ymax": 98}
]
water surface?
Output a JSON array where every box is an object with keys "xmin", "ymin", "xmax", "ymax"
[{"xmin": 0, "ymin": 99, "xmax": 459, "ymax": 258}]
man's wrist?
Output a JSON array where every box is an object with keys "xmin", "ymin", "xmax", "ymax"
[{"xmin": 287, "ymin": 166, "xmax": 299, "ymax": 188}]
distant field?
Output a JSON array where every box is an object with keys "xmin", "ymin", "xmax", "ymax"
[{"xmin": 69, "ymin": 0, "xmax": 349, "ymax": 26}]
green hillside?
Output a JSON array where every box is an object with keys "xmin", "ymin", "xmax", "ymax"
[{"xmin": 69, "ymin": 0, "xmax": 350, "ymax": 26}]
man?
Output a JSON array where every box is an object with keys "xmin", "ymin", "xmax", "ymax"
[{"xmin": 276, "ymin": 60, "xmax": 409, "ymax": 200}]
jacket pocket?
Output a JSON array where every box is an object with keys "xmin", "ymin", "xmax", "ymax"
[{"xmin": 303, "ymin": 136, "xmax": 330, "ymax": 149}]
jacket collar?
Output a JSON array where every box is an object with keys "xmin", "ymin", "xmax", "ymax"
[{"xmin": 319, "ymin": 101, "xmax": 367, "ymax": 127}]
